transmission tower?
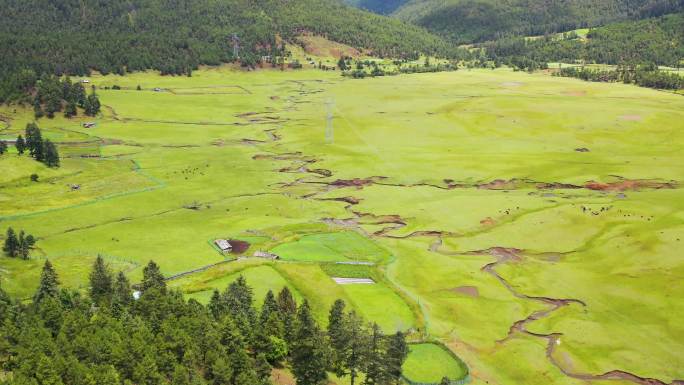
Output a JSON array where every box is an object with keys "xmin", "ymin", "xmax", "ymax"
[
  {"xmin": 325, "ymin": 98, "xmax": 334, "ymax": 144},
  {"xmin": 231, "ymin": 33, "xmax": 240, "ymax": 59}
]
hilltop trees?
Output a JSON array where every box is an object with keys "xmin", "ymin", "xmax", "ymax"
[{"xmin": 0, "ymin": 0, "xmax": 465, "ymax": 103}]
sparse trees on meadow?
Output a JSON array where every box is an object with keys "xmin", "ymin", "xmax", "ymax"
[{"xmin": 3, "ymin": 227, "xmax": 36, "ymax": 259}]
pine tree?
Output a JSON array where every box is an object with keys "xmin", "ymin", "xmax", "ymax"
[
  {"xmin": 223, "ymin": 275, "xmax": 256, "ymax": 335},
  {"xmin": 35, "ymin": 354, "xmax": 64, "ymax": 385},
  {"xmin": 25, "ymin": 122, "xmax": 44, "ymax": 161},
  {"xmin": 141, "ymin": 260, "xmax": 166, "ymax": 293},
  {"xmin": 291, "ymin": 300, "xmax": 329, "ymax": 385},
  {"xmin": 43, "ymin": 139, "xmax": 60, "ymax": 168},
  {"xmin": 344, "ymin": 311, "xmax": 368, "ymax": 385},
  {"xmin": 338, "ymin": 57, "xmax": 348, "ymax": 71},
  {"xmin": 260, "ymin": 289, "xmax": 279, "ymax": 325},
  {"xmin": 255, "ymin": 289, "xmax": 287, "ymax": 361},
  {"xmin": 34, "ymin": 260, "xmax": 60, "ymax": 303},
  {"xmin": 34, "ymin": 96, "xmax": 44, "ymax": 118},
  {"xmin": 0, "ymin": 141, "xmax": 7, "ymax": 155},
  {"xmin": 172, "ymin": 365, "xmax": 191, "ymax": 385},
  {"xmin": 255, "ymin": 353, "xmax": 272, "ymax": 385},
  {"xmin": 17, "ymin": 230, "xmax": 35, "ymax": 260},
  {"xmin": 0, "ymin": 283, "xmax": 11, "ymax": 321},
  {"xmin": 112, "ymin": 271, "xmax": 133, "ymax": 313},
  {"xmin": 64, "ymin": 101, "xmax": 77, "ymax": 118},
  {"xmin": 74, "ymin": 83, "xmax": 86, "ymax": 107},
  {"xmin": 328, "ymin": 299, "xmax": 348, "ymax": 376},
  {"xmin": 384, "ymin": 332, "xmax": 409, "ymax": 385},
  {"xmin": 15, "ymin": 135, "xmax": 26, "ymax": 155},
  {"xmin": 363, "ymin": 323, "xmax": 385, "ymax": 385},
  {"xmin": 277, "ymin": 286, "xmax": 297, "ymax": 343},
  {"xmin": 211, "ymin": 357, "xmax": 233, "ymax": 385},
  {"xmin": 85, "ymin": 92, "xmax": 101, "ymax": 116},
  {"xmin": 89, "ymin": 255, "xmax": 113, "ymax": 303},
  {"xmin": 2, "ymin": 227, "xmax": 18, "ymax": 257},
  {"xmin": 208, "ymin": 289, "xmax": 224, "ymax": 319}
]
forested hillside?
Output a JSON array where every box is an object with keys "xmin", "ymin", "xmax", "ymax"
[
  {"xmin": 390, "ymin": 0, "xmax": 684, "ymax": 43},
  {"xmin": 486, "ymin": 13, "xmax": 684, "ymax": 67},
  {"xmin": 0, "ymin": 0, "xmax": 449, "ymax": 102},
  {"xmin": 0, "ymin": 259, "xmax": 409, "ymax": 385}
]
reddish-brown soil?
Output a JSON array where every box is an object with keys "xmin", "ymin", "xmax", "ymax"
[
  {"xmin": 480, "ymin": 217, "xmax": 496, "ymax": 226},
  {"xmin": 453, "ymin": 286, "xmax": 480, "ymax": 297},
  {"xmin": 330, "ymin": 177, "xmax": 386, "ymax": 188},
  {"xmin": 585, "ymin": 179, "xmax": 676, "ymax": 191},
  {"xmin": 477, "ymin": 179, "xmax": 517, "ymax": 190},
  {"xmin": 228, "ymin": 239, "xmax": 250, "ymax": 253}
]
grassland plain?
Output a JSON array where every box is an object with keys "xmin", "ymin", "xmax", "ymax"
[{"xmin": 1, "ymin": 66, "xmax": 683, "ymax": 385}]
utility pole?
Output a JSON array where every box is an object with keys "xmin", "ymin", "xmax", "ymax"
[
  {"xmin": 325, "ymin": 98, "xmax": 334, "ymax": 144},
  {"xmin": 231, "ymin": 33, "xmax": 240, "ymax": 59}
]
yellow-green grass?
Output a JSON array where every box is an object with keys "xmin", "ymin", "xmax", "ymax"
[
  {"xmin": 402, "ymin": 343, "xmax": 468, "ymax": 383},
  {"xmin": 1, "ymin": 66, "xmax": 683, "ymax": 384},
  {"xmin": 0, "ymin": 253, "xmax": 136, "ymax": 299}
]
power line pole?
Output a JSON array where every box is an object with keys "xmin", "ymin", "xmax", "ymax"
[{"xmin": 325, "ymin": 98, "xmax": 334, "ymax": 144}]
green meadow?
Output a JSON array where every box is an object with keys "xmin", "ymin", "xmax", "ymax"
[
  {"xmin": 1, "ymin": 65, "xmax": 683, "ymax": 384},
  {"xmin": 402, "ymin": 343, "xmax": 468, "ymax": 383}
]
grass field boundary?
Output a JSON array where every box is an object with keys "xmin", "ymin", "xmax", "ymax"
[
  {"xmin": 0, "ymin": 159, "xmax": 166, "ymax": 222},
  {"xmin": 382, "ymin": 254, "xmax": 430, "ymax": 340},
  {"xmin": 164, "ymin": 258, "xmax": 237, "ymax": 282},
  {"xmin": 403, "ymin": 341, "xmax": 470, "ymax": 385}
]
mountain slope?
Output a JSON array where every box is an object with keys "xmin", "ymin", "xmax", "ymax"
[
  {"xmin": 0, "ymin": 0, "xmax": 448, "ymax": 92},
  {"xmin": 390, "ymin": 0, "xmax": 684, "ymax": 43},
  {"xmin": 485, "ymin": 12, "xmax": 684, "ymax": 67}
]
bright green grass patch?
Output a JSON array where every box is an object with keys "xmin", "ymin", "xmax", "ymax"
[
  {"xmin": 270, "ymin": 231, "xmax": 390, "ymax": 262},
  {"xmin": 320, "ymin": 263, "xmax": 373, "ymax": 278},
  {"xmin": 402, "ymin": 343, "xmax": 468, "ymax": 383},
  {"xmin": 341, "ymin": 283, "xmax": 414, "ymax": 333}
]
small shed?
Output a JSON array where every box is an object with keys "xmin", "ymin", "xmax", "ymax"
[
  {"xmin": 215, "ymin": 239, "xmax": 233, "ymax": 252},
  {"xmin": 80, "ymin": 79, "xmax": 90, "ymax": 84},
  {"xmin": 253, "ymin": 251, "xmax": 280, "ymax": 260},
  {"xmin": 82, "ymin": 122, "xmax": 96, "ymax": 128}
]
